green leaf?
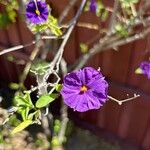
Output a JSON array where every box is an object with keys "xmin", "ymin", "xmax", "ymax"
[
  {"xmin": 14, "ymin": 93, "xmax": 34, "ymax": 108},
  {"xmin": 0, "ymin": 0, "xmax": 18, "ymax": 28},
  {"xmin": 11, "ymin": 120, "xmax": 32, "ymax": 135},
  {"xmin": 19, "ymin": 107, "xmax": 30, "ymax": 121},
  {"xmin": 47, "ymin": 15, "xmax": 62, "ymax": 36},
  {"xmin": 30, "ymin": 15, "xmax": 62, "ymax": 36},
  {"xmin": 101, "ymin": 10, "xmax": 109, "ymax": 22},
  {"xmin": 30, "ymin": 60, "xmax": 49, "ymax": 75},
  {"xmin": 23, "ymin": 93, "xmax": 34, "ymax": 107},
  {"xmin": 80, "ymin": 43, "xmax": 88, "ymax": 53},
  {"xmin": 115, "ymin": 23, "xmax": 129, "ymax": 37},
  {"xmin": 0, "ymin": 13, "xmax": 11, "ymax": 28},
  {"xmin": 9, "ymin": 83, "xmax": 20, "ymax": 90},
  {"xmin": 31, "ymin": 23, "xmax": 48, "ymax": 33},
  {"xmin": 55, "ymin": 84, "xmax": 62, "ymax": 92},
  {"xmin": 84, "ymin": 1, "xmax": 90, "ymax": 12},
  {"xmin": 7, "ymin": 55, "xmax": 15, "ymax": 62},
  {"xmin": 51, "ymin": 136, "xmax": 60, "ymax": 147},
  {"xmin": 54, "ymin": 119, "xmax": 61, "ymax": 134},
  {"xmin": 8, "ymin": 10, "xmax": 17, "ymax": 22},
  {"xmin": 15, "ymin": 96, "xmax": 29, "ymax": 107},
  {"xmin": 120, "ymin": 0, "xmax": 139, "ymax": 7},
  {"xmin": 28, "ymin": 111, "xmax": 38, "ymax": 120},
  {"xmin": 96, "ymin": 1, "xmax": 104, "ymax": 17},
  {"xmin": 36, "ymin": 94, "xmax": 58, "ymax": 108}
]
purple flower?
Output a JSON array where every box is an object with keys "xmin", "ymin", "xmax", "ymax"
[
  {"xmin": 26, "ymin": 0, "xmax": 49, "ymax": 24},
  {"xmin": 90, "ymin": 0, "xmax": 97, "ymax": 13},
  {"xmin": 140, "ymin": 61, "xmax": 150, "ymax": 79},
  {"xmin": 61, "ymin": 67, "xmax": 108, "ymax": 112}
]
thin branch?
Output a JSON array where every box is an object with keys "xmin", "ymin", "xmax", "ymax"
[
  {"xmin": 42, "ymin": 35, "xmax": 65, "ymax": 40},
  {"xmin": 0, "ymin": 13, "xmax": 150, "ymax": 56},
  {"xmin": 55, "ymin": 0, "xmax": 87, "ymax": 72},
  {"xmin": 130, "ymin": 4, "xmax": 137, "ymax": 17},
  {"xmin": 58, "ymin": 58, "xmax": 68, "ymax": 144},
  {"xmin": 73, "ymin": 27, "xmax": 150, "ymax": 70},
  {"xmin": 48, "ymin": 71, "xmax": 61, "ymax": 94},
  {"xmin": 58, "ymin": 0, "xmax": 78, "ymax": 23},
  {"xmin": 108, "ymin": 94, "xmax": 140, "ymax": 105},
  {"xmin": 0, "ymin": 42, "xmax": 35, "ymax": 56},
  {"xmin": 108, "ymin": 0, "xmax": 119, "ymax": 34},
  {"xmin": 77, "ymin": 22, "xmax": 99, "ymax": 30},
  {"xmin": 19, "ymin": 35, "xmax": 42, "ymax": 87},
  {"xmin": 24, "ymin": 82, "xmax": 56, "ymax": 94},
  {"xmin": 0, "ymin": 35, "xmax": 66, "ymax": 56},
  {"xmin": 44, "ymin": 0, "xmax": 87, "ymax": 79}
]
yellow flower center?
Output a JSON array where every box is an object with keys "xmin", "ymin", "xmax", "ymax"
[
  {"xmin": 80, "ymin": 85, "xmax": 88, "ymax": 92},
  {"xmin": 35, "ymin": 9, "xmax": 40, "ymax": 15}
]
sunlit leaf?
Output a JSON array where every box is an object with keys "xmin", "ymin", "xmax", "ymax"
[
  {"xmin": 47, "ymin": 15, "xmax": 62, "ymax": 36},
  {"xmin": 14, "ymin": 94, "xmax": 34, "ymax": 108},
  {"xmin": 11, "ymin": 120, "xmax": 32, "ymax": 135},
  {"xmin": 55, "ymin": 84, "xmax": 62, "ymax": 92},
  {"xmin": 30, "ymin": 60, "xmax": 49, "ymax": 75},
  {"xmin": 120, "ymin": 0, "xmax": 139, "ymax": 7},
  {"xmin": 36, "ymin": 94, "xmax": 58, "ymax": 108},
  {"xmin": 135, "ymin": 68, "xmax": 143, "ymax": 74},
  {"xmin": 96, "ymin": 1, "xmax": 104, "ymax": 17},
  {"xmin": 84, "ymin": 1, "xmax": 90, "ymax": 12},
  {"xmin": 115, "ymin": 23, "xmax": 129, "ymax": 37},
  {"xmin": 101, "ymin": 10, "xmax": 109, "ymax": 22},
  {"xmin": 54, "ymin": 119, "xmax": 61, "ymax": 134},
  {"xmin": 19, "ymin": 107, "xmax": 30, "ymax": 121},
  {"xmin": 31, "ymin": 15, "xmax": 62, "ymax": 36},
  {"xmin": 23, "ymin": 93, "xmax": 34, "ymax": 107},
  {"xmin": 0, "ymin": 0, "xmax": 18, "ymax": 28},
  {"xmin": 80, "ymin": 43, "xmax": 88, "ymax": 53},
  {"xmin": 51, "ymin": 136, "xmax": 60, "ymax": 147}
]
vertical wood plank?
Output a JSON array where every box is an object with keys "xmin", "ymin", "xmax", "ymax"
[
  {"xmin": 142, "ymin": 119, "xmax": 150, "ymax": 150},
  {"xmin": 102, "ymin": 43, "xmax": 133, "ymax": 83}
]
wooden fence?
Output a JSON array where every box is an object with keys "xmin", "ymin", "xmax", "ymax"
[{"xmin": 0, "ymin": 0, "xmax": 150, "ymax": 149}]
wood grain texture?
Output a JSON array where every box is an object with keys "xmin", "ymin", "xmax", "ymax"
[{"xmin": 0, "ymin": 1, "xmax": 150, "ymax": 149}]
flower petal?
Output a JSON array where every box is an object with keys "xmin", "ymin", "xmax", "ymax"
[
  {"xmin": 72, "ymin": 94, "xmax": 89, "ymax": 112},
  {"xmin": 87, "ymin": 78, "xmax": 108, "ymax": 98},
  {"xmin": 64, "ymin": 72, "xmax": 82, "ymax": 87},
  {"xmin": 26, "ymin": 1, "xmax": 48, "ymax": 24},
  {"xmin": 81, "ymin": 67, "xmax": 103, "ymax": 85},
  {"xmin": 61, "ymin": 67, "xmax": 108, "ymax": 112}
]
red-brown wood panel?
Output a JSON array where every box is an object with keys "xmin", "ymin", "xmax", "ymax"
[
  {"xmin": 117, "ymin": 102, "xmax": 135, "ymax": 139},
  {"xmin": 17, "ymin": 18, "xmax": 34, "ymax": 54},
  {"xmin": 0, "ymin": 29, "xmax": 9, "ymax": 81},
  {"xmin": 127, "ymin": 39, "xmax": 150, "ymax": 94},
  {"xmin": 0, "ymin": 28, "xmax": 15, "ymax": 82},
  {"xmin": 102, "ymin": 43, "xmax": 133, "ymax": 84},
  {"xmin": 142, "ymin": 119, "xmax": 150, "ymax": 150},
  {"xmin": 0, "ymin": 1, "xmax": 150, "ymax": 149},
  {"xmin": 6, "ymin": 23, "xmax": 23, "ymax": 82},
  {"xmin": 52, "ymin": 0, "xmax": 77, "ymax": 64},
  {"xmin": 125, "ymin": 97, "xmax": 150, "ymax": 144},
  {"xmin": 101, "ymin": 85, "xmax": 123, "ymax": 134}
]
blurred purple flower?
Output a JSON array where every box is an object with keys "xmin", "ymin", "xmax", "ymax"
[
  {"xmin": 61, "ymin": 67, "xmax": 108, "ymax": 112},
  {"xmin": 90, "ymin": 0, "xmax": 97, "ymax": 13},
  {"xmin": 140, "ymin": 61, "xmax": 150, "ymax": 79},
  {"xmin": 26, "ymin": 0, "xmax": 49, "ymax": 24}
]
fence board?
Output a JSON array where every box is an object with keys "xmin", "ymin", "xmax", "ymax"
[
  {"xmin": 0, "ymin": 1, "xmax": 150, "ymax": 149},
  {"xmin": 142, "ymin": 120, "xmax": 150, "ymax": 150},
  {"xmin": 102, "ymin": 43, "xmax": 133, "ymax": 83},
  {"xmin": 127, "ymin": 39, "xmax": 150, "ymax": 94}
]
